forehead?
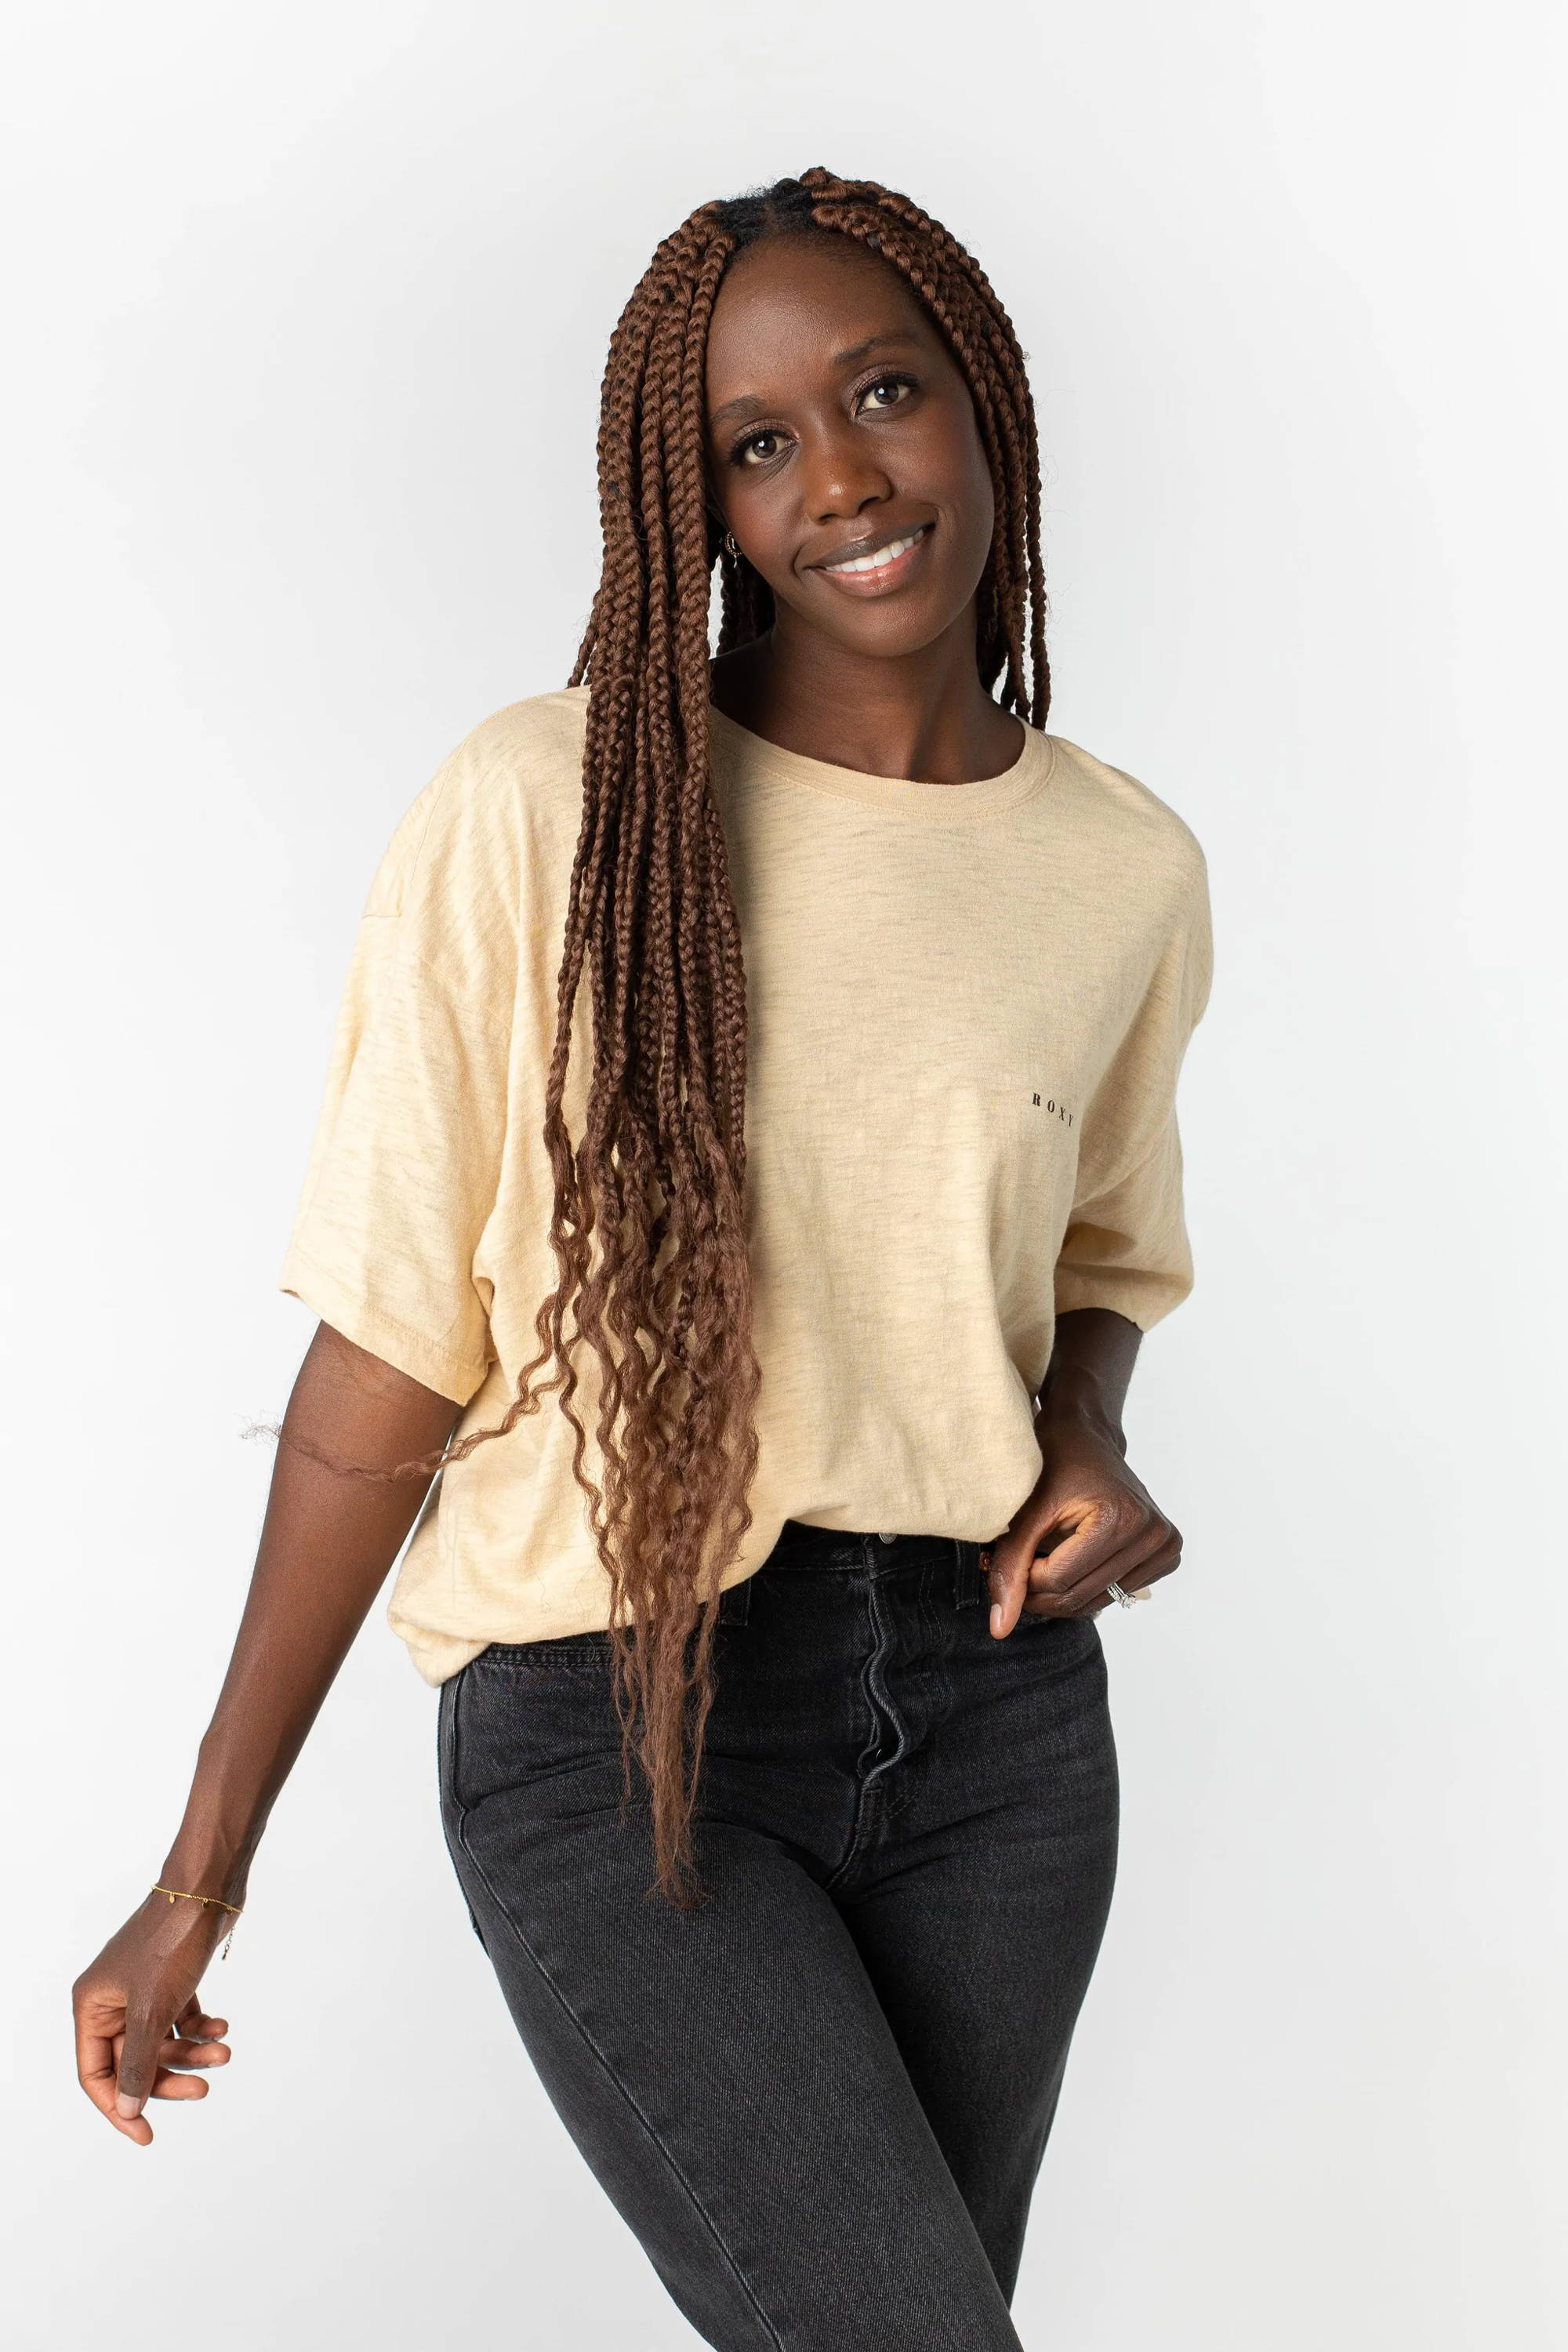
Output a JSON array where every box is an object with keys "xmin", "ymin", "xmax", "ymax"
[{"xmin": 706, "ymin": 234, "xmax": 938, "ymax": 401}]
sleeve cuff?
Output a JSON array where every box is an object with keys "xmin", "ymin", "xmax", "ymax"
[
  {"xmin": 279, "ymin": 1245, "xmax": 491, "ymax": 1406},
  {"xmin": 1053, "ymin": 1267, "xmax": 1194, "ymax": 1334}
]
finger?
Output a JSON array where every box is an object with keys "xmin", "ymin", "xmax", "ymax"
[
  {"xmin": 1102, "ymin": 1530, "xmax": 1181, "ymax": 1599},
  {"xmin": 156, "ymin": 2031, "xmax": 230, "ymax": 2070},
  {"xmin": 1029, "ymin": 1538, "xmax": 1158, "ymax": 1616},
  {"xmin": 145, "ymin": 2067, "xmax": 213, "ymax": 2102},
  {"xmin": 1023, "ymin": 1592, "xmax": 1113, "ymax": 1619},
  {"xmin": 176, "ymin": 1993, "xmax": 230, "ymax": 2038},
  {"xmin": 176, "ymin": 2018, "xmax": 230, "ymax": 2047},
  {"xmin": 1031, "ymin": 1512, "xmax": 1171, "ymax": 1611},
  {"xmin": 1058, "ymin": 1535, "xmax": 1182, "ymax": 1617},
  {"xmin": 170, "ymin": 1997, "xmax": 231, "ymax": 2053}
]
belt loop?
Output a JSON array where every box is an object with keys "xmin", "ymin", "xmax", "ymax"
[
  {"xmin": 718, "ymin": 1576, "xmax": 753, "ymax": 1627},
  {"xmin": 951, "ymin": 1540, "xmax": 985, "ymax": 1610}
]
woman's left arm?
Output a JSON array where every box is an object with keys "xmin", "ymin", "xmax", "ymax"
[
  {"xmin": 987, "ymin": 838, "xmax": 1212, "ymax": 1638},
  {"xmin": 982, "ymin": 1306, "xmax": 1181, "ymax": 1635}
]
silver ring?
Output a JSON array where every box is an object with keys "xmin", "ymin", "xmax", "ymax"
[{"xmin": 1105, "ymin": 1581, "xmax": 1138, "ymax": 1609}]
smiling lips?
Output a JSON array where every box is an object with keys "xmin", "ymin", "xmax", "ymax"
[{"xmin": 812, "ymin": 521, "xmax": 933, "ymax": 595}]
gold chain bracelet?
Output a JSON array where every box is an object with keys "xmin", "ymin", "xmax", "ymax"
[{"xmin": 151, "ymin": 1883, "xmax": 244, "ymax": 1960}]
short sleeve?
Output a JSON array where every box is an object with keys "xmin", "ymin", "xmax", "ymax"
[
  {"xmin": 279, "ymin": 735, "xmax": 521, "ymax": 1403},
  {"xmin": 1053, "ymin": 855, "xmax": 1212, "ymax": 1333}
]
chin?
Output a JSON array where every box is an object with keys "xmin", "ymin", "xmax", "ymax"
[{"xmin": 813, "ymin": 601, "xmax": 957, "ymax": 662}]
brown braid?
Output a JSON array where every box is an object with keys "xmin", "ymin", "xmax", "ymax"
[{"xmin": 314, "ymin": 173, "xmax": 1051, "ymax": 1911}]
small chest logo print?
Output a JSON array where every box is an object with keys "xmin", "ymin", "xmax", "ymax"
[{"xmin": 1031, "ymin": 1093, "xmax": 1075, "ymax": 1127}]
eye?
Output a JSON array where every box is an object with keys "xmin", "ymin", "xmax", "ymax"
[
  {"xmin": 732, "ymin": 426, "xmax": 788, "ymax": 467},
  {"xmin": 855, "ymin": 372, "xmax": 916, "ymax": 413}
]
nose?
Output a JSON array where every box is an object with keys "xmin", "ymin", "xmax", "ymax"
[{"xmin": 801, "ymin": 420, "xmax": 893, "ymax": 525}]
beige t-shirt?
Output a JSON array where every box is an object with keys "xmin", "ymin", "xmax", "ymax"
[{"xmin": 281, "ymin": 688, "xmax": 1211, "ymax": 1684}]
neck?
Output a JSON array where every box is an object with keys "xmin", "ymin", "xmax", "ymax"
[{"xmin": 709, "ymin": 607, "xmax": 1025, "ymax": 786}]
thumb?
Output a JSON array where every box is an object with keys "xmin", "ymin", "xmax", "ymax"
[
  {"xmin": 980, "ymin": 1539, "xmax": 1031, "ymax": 1639},
  {"xmin": 115, "ymin": 2005, "xmax": 169, "ymax": 2121}
]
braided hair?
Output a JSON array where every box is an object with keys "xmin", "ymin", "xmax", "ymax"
[{"xmin": 454, "ymin": 170, "xmax": 1050, "ymax": 1907}]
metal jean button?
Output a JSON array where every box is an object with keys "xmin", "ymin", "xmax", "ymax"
[{"xmin": 877, "ymin": 1531, "xmax": 898, "ymax": 1544}]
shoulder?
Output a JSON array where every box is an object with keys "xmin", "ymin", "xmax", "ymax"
[
  {"xmin": 1044, "ymin": 735, "xmax": 1212, "ymax": 1021},
  {"xmin": 364, "ymin": 688, "xmax": 589, "ymax": 918},
  {"xmin": 1043, "ymin": 732, "xmax": 1207, "ymax": 904},
  {"xmin": 454, "ymin": 685, "xmax": 592, "ymax": 789}
]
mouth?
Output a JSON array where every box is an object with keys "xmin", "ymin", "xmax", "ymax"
[{"xmin": 810, "ymin": 521, "xmax": 934, "ymax": 597}]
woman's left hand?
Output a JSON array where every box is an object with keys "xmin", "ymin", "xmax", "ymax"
[{"xmin": 981, "ymin": 1401, "xmax": 1181, "ymax": 1636}]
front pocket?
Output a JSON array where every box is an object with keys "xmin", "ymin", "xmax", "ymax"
[{"xmin": 446, "ymin": 1639, "xmax": 631, "ymax": 1821}]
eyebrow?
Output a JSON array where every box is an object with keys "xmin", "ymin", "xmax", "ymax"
[{"xmin": 707, "ymin": 330, "xmax": 924, "ymax": 433}]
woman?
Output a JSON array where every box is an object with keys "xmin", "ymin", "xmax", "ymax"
[{"xmin": 73, "ymin": 169, "xmax": 1211, "ymax": 2350}]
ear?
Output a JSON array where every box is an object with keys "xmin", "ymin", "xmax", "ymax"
[{"xmin": 703, "ymin": 487, "xmax": 738, "ymax": 569}]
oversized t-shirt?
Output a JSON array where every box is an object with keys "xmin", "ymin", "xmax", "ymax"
[{"xmin": 281, "ymin": 688, "xmax": 1211, "ymax": 1683}]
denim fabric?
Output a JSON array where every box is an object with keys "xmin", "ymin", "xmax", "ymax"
[{"xmin": 437, "ymin": 1520, "xmax": 1120, "ymax": 2351}]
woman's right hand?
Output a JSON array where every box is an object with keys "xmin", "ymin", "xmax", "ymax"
[
  {"xmin": 72, "ymin": 1892, "xmax": 237, "ymax": 2146},
  {"xmin": 67, "ymin": 1322, "xmax": 462, "ymax": 2150}
]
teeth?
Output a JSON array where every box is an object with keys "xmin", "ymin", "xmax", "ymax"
[{"xmin": 824, "ymin": 526, "xmax": 927, "ymax": 575}]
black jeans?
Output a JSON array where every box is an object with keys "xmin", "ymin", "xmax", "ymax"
[{"xmin": 437, "ymin": 1521, "xmax": 1120, "ymax": 2352}]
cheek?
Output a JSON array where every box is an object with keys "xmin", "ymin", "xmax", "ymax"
[
  {"xmin": 941, "ymin": 416, "xmax": 995, "ymax": 540},
  {"xmin": 941, "ymin": 427, "xmax": 998, "ymax": 601},
  {"xmin": 897, "ymin": 404, "xmax": 993, "ymax": 544},
  {"xmin": 902, "ymin": 421, "xmax": 994, "ymax": 609},
  {"xmin": 720, "ymin": 476, "xmax": 803, "ymax": 590}
]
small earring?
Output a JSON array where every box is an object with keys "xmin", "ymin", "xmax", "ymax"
[{"xmin": 724, "ymin": 531, "xmax": 739, "ymax": 558}]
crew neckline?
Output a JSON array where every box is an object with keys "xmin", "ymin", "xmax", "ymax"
[{"xmin": 708, "ymin": 702, "xmax": 1057, "ymax": 823}]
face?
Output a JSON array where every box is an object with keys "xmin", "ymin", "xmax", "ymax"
[{"xmin": 704, "ymin": 234, "xmax": 996, "ymax": 662}]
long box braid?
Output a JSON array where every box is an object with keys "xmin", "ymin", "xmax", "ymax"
[{"xmin": 405, "ymin": 172, "xmax": 1051, "ymax": 1908}]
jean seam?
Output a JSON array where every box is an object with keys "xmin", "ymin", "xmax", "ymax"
[
  {"xmin": 438, "ymin": 1675, "xmax": 488, "ymax": 1944},
  {"xmin": 448, "ymin": 1802, "xmax": 786, "ymax": 2352}
]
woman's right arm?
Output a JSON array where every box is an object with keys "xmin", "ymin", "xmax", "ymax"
[{"xmin": 71, "ymin": 1319, "xmax": 460, "ymax": 2146}]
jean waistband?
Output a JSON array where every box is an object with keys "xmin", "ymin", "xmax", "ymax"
[{"xmin": 717, "ymin": 1523, "xmax": 989, "ymax": 1624}]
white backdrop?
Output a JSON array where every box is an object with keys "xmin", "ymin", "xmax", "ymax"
[{"xmin": 4, "ymin": 4, "xmax": 1563, "ymax": 2347}]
